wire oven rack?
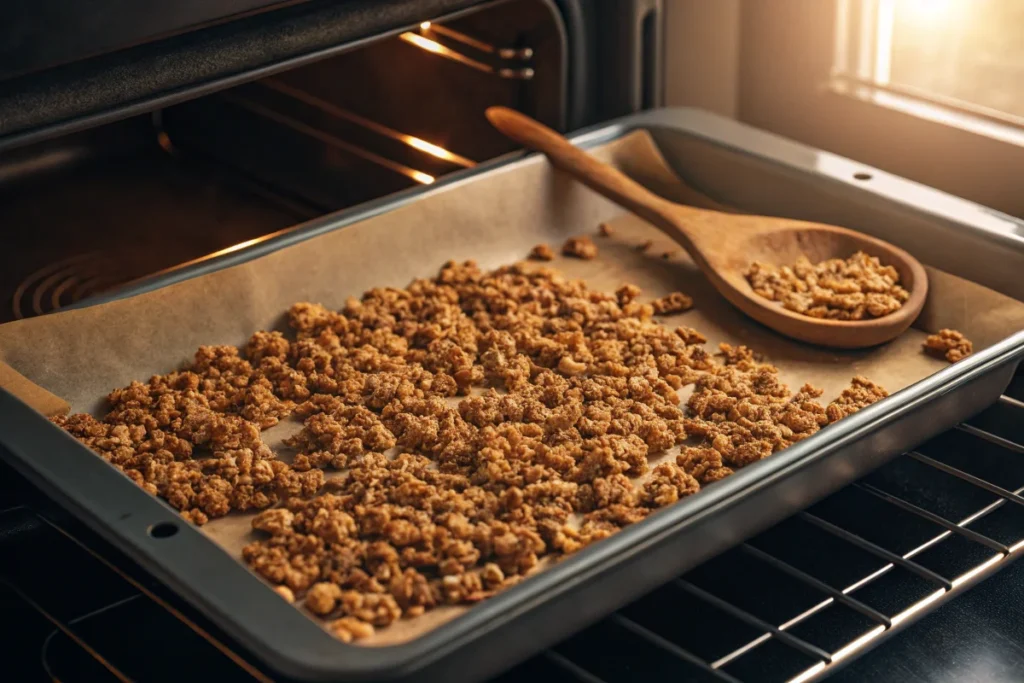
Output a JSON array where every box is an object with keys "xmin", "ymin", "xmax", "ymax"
[{"xmin": 2, "ymin": 378, "xmax": 1023, "ymax": 682}]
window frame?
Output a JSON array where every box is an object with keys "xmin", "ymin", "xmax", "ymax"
[{"xmin": 733, "ymin": 0, "xmax": 1024, "ymax": 217}]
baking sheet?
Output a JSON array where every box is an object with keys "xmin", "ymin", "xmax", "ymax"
[{"xmin": 1, "ymin": 130, "xmax": 1023, "ymax": 647}]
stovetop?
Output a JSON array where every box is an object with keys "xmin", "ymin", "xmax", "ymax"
[{"xmin": 4, "ymin": 373, "xmax": 1023, "ymax": 683}]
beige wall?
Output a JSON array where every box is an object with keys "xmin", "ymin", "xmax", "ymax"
[{"xmin": 663, "ymin": 0, "xmax": 741, "ymax": 118}]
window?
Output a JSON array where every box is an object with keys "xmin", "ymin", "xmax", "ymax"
[
  {"xmin": 732, "ymin": 0, "xmax": 1024, "ymax": 216},
  {"xmin": 833, "ymin": 0, "xmax": 1024, "ymax": 143},
  {"xmin": 887, "ymin": 0, "xmax": 1024, "ymax": 120}
]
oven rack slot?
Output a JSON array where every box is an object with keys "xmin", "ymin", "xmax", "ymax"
[
  {"xmin": 400, "ymin": 22, "xmax": 535, "ymax": 80},
  {"xmin": 495, "ymin": 391, "xmax": 1024, "ymax": 683}
]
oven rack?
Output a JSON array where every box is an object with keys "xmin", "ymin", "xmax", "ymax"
[
  {"xmin": 401, "ymin": 22, "xmax": 535, "ymax": 80},
  {"xmin": 495, "ymin": 390, "xmax": 1024, "ymax": 683},
  {"xmin": 158, "ymin": 74, "xmax": 484, "ymax": 203},
  {"xmin": 225, "ymin": 79, "xmax": 479, "ymax": 187}
]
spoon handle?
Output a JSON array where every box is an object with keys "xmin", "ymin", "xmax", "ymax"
[{"xmin": 485, "ymin": 107, "xmax": 695, "ymax": 248}]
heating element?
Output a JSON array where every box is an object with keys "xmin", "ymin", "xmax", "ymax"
[{"xmin": 4, "ymin": 378, "xmax": 1022, "ymax": 682}]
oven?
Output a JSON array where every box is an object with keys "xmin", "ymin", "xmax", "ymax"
[
  {"xmin": 1, "ymin": 0, "xmax": 664, "ymax": 324},
  {"xmin": 2, "ymin": 1, "xmax": 1024, "ymax": 682}
]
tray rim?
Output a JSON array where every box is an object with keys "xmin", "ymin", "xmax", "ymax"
[{"xmin": 2, "ymin": 107, "xmax": 1023, "ymax": 682}]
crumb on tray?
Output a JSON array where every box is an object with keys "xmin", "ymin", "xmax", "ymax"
[
  {"xmin": 675, "ymin": 326, "xmax": 707, "ymax": 345},
  {"xmin": 528, "ymin": 243, "xmax": 555, "ymax": 261},
  {"xmin": 52, "ymin": 251, "xmax": 890, "ymax": 644},
  {"xmin": 923, "ymin": 329, "xmax": 973, "ymax": 363},
  {"xmin": 562, "ymin": 235, "xmax": 598, "ymax": 260},
  {"xmin": 616, "ymin": 283, "xmax": 642, "ymax": 306},
  {"xmin": 598, "ymin": 222, "xmax": 613, "ymax": 237}
]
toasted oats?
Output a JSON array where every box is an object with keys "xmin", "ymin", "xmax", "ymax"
[
  {"xmin": 562, "ymin": 236, "xmax": 598, "ymax": 260},
  {"xmin": 744, "ymin": 251, "xmax": 909, "ymax": 320},
  {"xmin": 54, "ymin": 253, "xmax": 887, "ymax": 643}
]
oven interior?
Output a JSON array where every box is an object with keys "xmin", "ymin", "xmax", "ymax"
[{"xmin": 0, "ymin": 0, "xmax": 564, "ymax": 324}]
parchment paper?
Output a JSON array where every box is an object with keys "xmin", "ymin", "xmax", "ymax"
[{"xmin": 1, "ymin": 130, "xmax": 1023, "ymax": 646}]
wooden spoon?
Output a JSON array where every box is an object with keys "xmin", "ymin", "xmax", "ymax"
[{"xmin": 485, "ymin": 106, "xmax": 928, "ymax": 349}]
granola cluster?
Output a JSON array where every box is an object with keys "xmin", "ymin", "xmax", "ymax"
[
  {"xmin": 744, "ymin": 251, "xmax": 910, "ymax": 320},
  {"xmin": 528, "ymin": 244, "xmax": 555, "ymax": 261},
  {"xmin": 53, "ymin": 258, "xmax": 887, "ymax": 642},
  {"xmin": 923, "ymin": 328, "xmax": 973, "ymax": 363},
  {"xmin": 52, "ymin": 352, "xmax": 321, "ymax": 526},
  {"xmin": 531, "ymin": 234, "xmax": 599, "ymax": 261},
  {"xmin": 561, "ymin": 235, "xmax": 598, "ymax": 260}
]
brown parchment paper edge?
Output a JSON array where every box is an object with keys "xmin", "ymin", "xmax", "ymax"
[{"xmin": 0, "ymin": 361, "xmax": 68, "ymax": 416}]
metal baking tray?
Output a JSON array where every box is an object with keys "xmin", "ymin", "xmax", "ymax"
[{"xmin": 2, "ymin": 108, "xmax": 1024, "ymax": 683}]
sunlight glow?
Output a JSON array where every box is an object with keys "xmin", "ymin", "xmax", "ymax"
[{"xmin": 900, "ymin": 0, "xmax": 956, "ymax": 24}]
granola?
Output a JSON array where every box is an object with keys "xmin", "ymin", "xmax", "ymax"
[
  {"xmin": 53, "ymin": 258, "xmax": 888, "ymax": 643},
  {"xmin": 923, "ymin": 328, "xmax": 973, "ymax": 363},
  {"xmin": 651, "ymin": 292, "xmax": 694, "ymax": 315},
  {"xmin": 744, "ymin": 251, "xmax": 910, "ymax": 320}
]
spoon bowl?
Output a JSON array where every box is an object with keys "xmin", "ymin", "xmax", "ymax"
[
  {"xmin": 486, "ymin": 106, "xmax": 928, "ymax": 349},
  {"xmin": 699, "ymin": 216, "xmax": 928, "ymax": 348}
]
